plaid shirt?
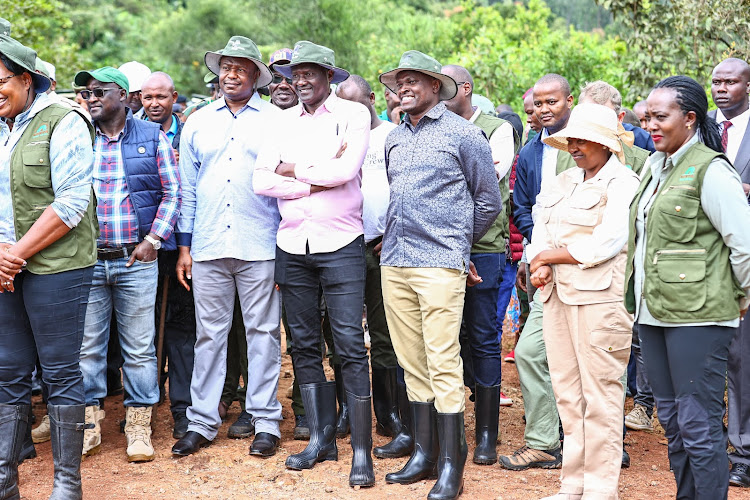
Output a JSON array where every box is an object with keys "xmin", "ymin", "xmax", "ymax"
[{"xmin": 93, "ymin": 121, "xmax": 180, "ymax": 247}]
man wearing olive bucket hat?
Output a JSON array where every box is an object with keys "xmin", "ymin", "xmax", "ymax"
[
  {"xmin": 172, "ymin": 36, "xmax": 283, "ymax": 459},
  {"xmin": 254, "ymin": 40, "xmax": 374, "ymax": 487},
  {"xmin": 377, "ymin": 51, "xmax": 501, "ymax": 500}
]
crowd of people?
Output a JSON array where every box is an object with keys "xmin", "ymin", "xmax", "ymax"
[{"xmin": 1, "ymin": 15, "xmax": 749, "ymax": 500}]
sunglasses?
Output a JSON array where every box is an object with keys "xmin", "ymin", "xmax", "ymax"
[
  {"xmin": 271, "ymin": 75, "xmax": 293, "ymax": 85},
  {"xmin": 80, "ymin": 88, "xmax": 119, "ymax": 100}
]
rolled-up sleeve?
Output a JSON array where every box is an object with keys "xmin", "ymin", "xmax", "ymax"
[
  {"xmin": 459, "ymin": 128, "xmax": 502, "ymax": 243},
  {"xmin": 176, "ymin": 123, "xmax": 197, "ymax": 246},
  {"xmin": 149, "ymin": 131, "xmax": 180, "ymax": 240},
  {"xmin": 49, "ymin": 112, "xmax": 94, "ymax": 228}
]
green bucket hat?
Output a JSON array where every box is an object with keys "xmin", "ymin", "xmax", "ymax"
[
  {"xmin": 0, "ymin": 35, "xmax": 50, "ymax": 93},
  {"xmin": 0, "ymin": 18, "xmax": 10, "ymax": 37},
  {"xmin": 204, "ymin": 36, "xmax": 272, "ymax": 88},
  {"xmin": 379, "ymin": 50, "xmax": 457, "ymax": 101},
  {"xmin": 274, "ymin": 41, "xmax": 350, "ymax": 84},
  {"xmin": 204, "ymin": 71, "xmax": 218, "ymax": 84},
  {"xmin": 74, "ymin": 66, "xmax": 130, "ymax": 92}
]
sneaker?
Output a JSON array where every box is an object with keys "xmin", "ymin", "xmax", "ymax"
[
  {"xmin": 82, "ymin": 405, "xmax": 105, "ymax": 458},
  {"xmin": 498, "ymin": 445, "xmax": 562, "ymax": 470},
  {"xmin": 124, "ymin": 406, "xmax": 155, "ymax": 462},
  {"xmin": 625, "ymin": 405, "xmax": 653, "ymax": 431},
  {"xmin": 293, "ymin": 415, "xmax": 310, "ymax": 441},
  {"xmin": 32, "ymin": 414, "xmax": 51, "ymax": 444},
  {"xmin": 500, "ymin": 392, "xmax": 513, "ymax": 407},
  {"xmin": 504, "ymin": 350, "xmax": 515, "ymax": 363},
  {"xmin": 228, "ymin": 410, "xmax": 254, "ymax": 439}
]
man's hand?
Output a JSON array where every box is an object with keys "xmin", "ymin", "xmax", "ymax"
[
  {"xmin": 516, "ymin": 261, "xmax": 527, "ymax": 293},
  {"xmin": 126, "ymin": 240, "xmax": 157, "ymax": 267},
  {"xmin": 467, "ymin": 260, "xmax": 483, "ymax": 287},
  {"xmin": 275, "ymin": 162, "xmax": 296, "ymax": 178},
  {"xmin": 530, "ymin": 265, "xmax": 553, "ymax": 290},
  {"xmin": 389, "ymin": 106, "xmax": 403, "ymax": 124},
  {"xmin": 743, "ymin": 183, "xmax": 750, "ymax": 196},
  {"xmin": 0, "ymin": 244, "xmax": 25, "ymax": 293},
  {"xmin": 176, "ymin": 246, "xmax": 193, "ymax": 291},
  {"xmin": 373, "ymin": 241, "xmax": 383, "ymax": 257}
]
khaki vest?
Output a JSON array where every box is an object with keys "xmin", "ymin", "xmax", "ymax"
[
  {"xmin": 10, "ymin": 104, "xmax": 98, "ymax": 274},
  {"xmin": 624, "ymin": 142, "xmax": 744, "ymax": 322}
]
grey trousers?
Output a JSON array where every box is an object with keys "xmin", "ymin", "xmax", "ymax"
[
  {"xmin": 729, "ymin": 318, "xmax": 750, "ymax": 466},
  {"xmin": 187, "ymin": 258, "xmax": 282, "ymax": 439}
]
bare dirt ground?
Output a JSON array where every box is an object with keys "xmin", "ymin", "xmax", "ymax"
[{"xmin": 19, "ymin": 337, "xmax": 750, "ymax": 500}]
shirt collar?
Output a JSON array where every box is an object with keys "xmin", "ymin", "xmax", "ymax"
[
  {"xmin": 716, "ymin": 106, "xmax": 750, "ymax": 130},
  {"xmin": 297, "ymin": 90, "xmax": 337, "ymax": 117},
  {"xmin": 404, "ymin": 102, "xmax": 447, "ymax": 129},
  {"xmin": 569, "ymin": 153, "xmax": 622, "ymax": 185},
  {"xmin": 650, "ymin": 132, "xmax": 701, "ymax": 175},
  {"xmin": 94, "ymin": 107, "xmax": 131, "ymax": 140},
  {"xmin": 166, "ymin": 113, "xmax": 179, "ymax": 137},
  {"xmin": 215, "ymin": 92, "xmax": 264, "ymax": 114}
]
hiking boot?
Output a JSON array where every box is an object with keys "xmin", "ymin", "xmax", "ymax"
[
  {"xmin": 32, "ymin": 414, "xmax": 51, "ymax": 444},
  {"xmin": 228, "ymin": 410, "xmax": 254, "ymax": 439},
  {"xmin": 498, "ymin": 445, "xmax": 562, "ymax": 471},
  {"xmin": 124, "ymin": 407, "xmax": 154, "ymax": 462},
  {"xmin": 82, "ymin": 406, "xmax": 104, "ymax": 458},
  {"xmin": 624, "ymin": 405, "xmax": 653, "ymax": 431},
  {"xmin": 294, "ymin": 415, "xmax": 310, "ymax": 441}
]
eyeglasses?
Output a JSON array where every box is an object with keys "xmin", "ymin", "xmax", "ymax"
[
  {"xmin": 0, "ymin": 74, "xmax": 18, "ymax": 88},
  {"xmin": 80, "ymin": 88, "xmax": 118, "ymax": 100},
  {"xmin": 272, "ymin": 75, "xmax": 293, "ymax": 85}
]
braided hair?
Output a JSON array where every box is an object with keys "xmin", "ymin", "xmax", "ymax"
[{"xmin": 653, "ymin": 76, "xmax": 723, "ymax": 153}]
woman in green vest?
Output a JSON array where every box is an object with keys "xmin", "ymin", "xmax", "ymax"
[
  {"xmin": 624, "ymin": 75, "xmax": 750, "ymax": 500},
  {"xmin": 0, "ymin": 35, "xmax": 97, "ymax": 499}
]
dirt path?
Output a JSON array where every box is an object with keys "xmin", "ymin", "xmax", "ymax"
[{"xmin": 19, "ymin": 345, "xmax": 750, "ymax": 499}]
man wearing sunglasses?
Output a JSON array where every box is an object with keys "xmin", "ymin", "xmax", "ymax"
[
  {"xmin": 268, "ymin": 48, "xmax": 298, "ymax": 110},
  {"xmin": 73, "ymin": 66, "xmax": 180, "ymax": 463}
]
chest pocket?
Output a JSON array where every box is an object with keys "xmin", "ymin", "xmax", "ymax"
[
  {"xmin": 22, "ymin": 144, "xmax": 52, "ymax": 189},
  {"xmin": 566, "ymin": 190, "xmax": 605, "ymax": 227},
  {"xmin": 655, "ymin": 190, "xmax": 700, "ymax": 243},
  {"xmin": 536, "ymin": 192, "xmax": 564, "ymax": 224}
]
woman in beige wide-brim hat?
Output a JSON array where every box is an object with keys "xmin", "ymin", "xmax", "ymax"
[{"xmin": 526, "ymin": 103, "xmax": 640, "ymax": 500}]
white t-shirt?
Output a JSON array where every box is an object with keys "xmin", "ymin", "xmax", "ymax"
[{"xmin": 362, "ymin": 120, "xmax": 397, "ymax": 242}]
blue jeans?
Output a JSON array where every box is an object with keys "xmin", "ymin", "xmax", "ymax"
[
  {"xmin": 275, "ymin": 236, "xmax": 370, "ymax": 396},
  {"xmin": 461, "ymin": 253, "xmax": 503, "ymax": 387},
  {"xmin": 80, "ymin": 258, "xmax": 159, "ymax": 407},
  {"xmin": 496, "ymin": 260, "xmax": 517, "ymax": 342},
  {"xmin": 0, "ymin": 267, "xmax": 93, "ymax": 406}
]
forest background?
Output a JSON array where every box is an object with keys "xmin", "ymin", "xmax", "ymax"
[{"xmin": 3, "ymin": 0, "xmax": 749, "ymax": 114}]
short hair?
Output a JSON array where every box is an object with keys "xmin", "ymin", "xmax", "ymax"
[
  {"xmin": 579, "ymin": 80, "xmax": 622, "ymax": 114},
  {"xmin": 143, "ymin": 71, "xmax": 175, "ymax": 92},
  {"xmin": 341, "ymin": 74, "xmax": 372, "ymax": 97},
  {"xmin": 535, "ymin": 74, "xmax": 571, "ymax": 97},
  {"xmin": 633, "ymin": 100, "xmax": 647, "ymax": 110},
  {"xmin": 622, "ymin": 108, "xmax": 640, "ymax": 128},
  {"xmin": 713, "ymin": 57, "xmax": 750, "ymax": 81},
  {"xmin": 442, "ymin": 64, "xmax": 473, "ymax": 95},
  {"xmin": 495, "ymin": 103, "xmax": 513, "ymax": 114}
]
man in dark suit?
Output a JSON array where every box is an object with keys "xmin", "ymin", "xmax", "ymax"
[{"xmin": 710, "ymin": 56, "xmax": 750, "ymax": 488}]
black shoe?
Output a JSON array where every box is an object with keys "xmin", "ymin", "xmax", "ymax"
[
  {"xmin": 227, "ymin": 410, "xmax": 254, "ymax": 439},
  {"xmin": 428, "ymin": 412, "xmax": 467, "ymax": 500},
  {"xmin": 374, "ymin": 382, "xmax": 413, "ymax": 459},
  {"xmin": 172, "ymin": 413, "xmax": 189, "ymax": 440},
  {"xmin": 472, "ymin": 384, "xmax": 500, "ymax": 465},
  {"xmin": 385, "ymin": 402, "xmax": 438, "ymax": 484},
  {"xmin": 621, "ymin": 448, "xmax": 630, "ymax": 469},
  {"xmin": 372, "ymin": 366, "xmax": 402, "ymax": 438},
  {"xmin": 730, "ymin": 462, "xmax": 750, "ymax": 487},
  {"xmin": 172, "ymin": 431, "xmax": 211, "ymax": 456},
  {"xmin": 285, "ymin": 381, "xmax": 338, "ymax": 470},
  {"xmin": 249, "ymin": 432, "xmax": 279, "ymax": 458},
  {"xmin": 347, "ymin": 392, "xmax": 375, "ymax": 487},
  {"xmin": 333, "ymin": 364, "xmax": 350, "ymax": 438},
  {"xmin": 294, "ymin": 415, "xmax": 310, "ymax": 441},
  {"xmin": 48, "ymin": 404, "xmax": 85, "ymax": 500}
]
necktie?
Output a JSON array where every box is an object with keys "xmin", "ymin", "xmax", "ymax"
[{"xmin": 721, "ymin": 120, "xmax": 732, "ymax": 153}]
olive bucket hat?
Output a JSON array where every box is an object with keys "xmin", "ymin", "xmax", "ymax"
[
  {"xmin": 204, "ymin": 36, "xmax": 273, "ymax": 88},
  {"xmin": 379, "ymin": 50, "xmax": 457, "ymax": 101},
  {"xmin": 274, "ymin": 41, "xmax": 350, "ymax": 84},
  {"xmin": 0, "ymin": 35, "xmax": 50, "ymax": 93}
]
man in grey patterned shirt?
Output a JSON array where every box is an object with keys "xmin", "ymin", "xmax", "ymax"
[{"xmin": 378, "ymin": 50, "xmax": 501, "ymax": 500}]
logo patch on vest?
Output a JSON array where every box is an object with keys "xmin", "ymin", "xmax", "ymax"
[
  {"xmin": 32, "ymin": 124, "xmax": 49, "ymax": 140},
  {"xmin": 138, "ymin": 146, "xmax": 146, "ymax": 154},
  {"xmin": 679, "ymin": 166, "xmax": 696, "ymax": 182}
]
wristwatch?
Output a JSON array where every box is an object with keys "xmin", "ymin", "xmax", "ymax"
[{"xmin": 144, "ymin": 235, "xmax": 162, "ymax": 250}]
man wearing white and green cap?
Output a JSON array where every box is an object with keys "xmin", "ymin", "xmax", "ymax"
[
  {"xmin": 378, "ymin": 50, "xmax": 501, "ymax": 500},
  {"xmin": 173, "ymin": 35, "xmax": 283, "ymax": 460},
  {"xmin": 254, "ymin": 40, "xmax": 374, "ymax": 488}
]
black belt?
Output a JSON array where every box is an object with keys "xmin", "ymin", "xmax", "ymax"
[
  {"xmin": 97, "ymin": 244, "xmax": 138, "ymax": 261},
  {"xmin": 366, "ymin": 236, "xmax": 383, "ymax": 247}
]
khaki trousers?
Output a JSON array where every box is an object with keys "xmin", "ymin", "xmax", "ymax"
[
  {"xmin": 543, "ymin": 289, "xmax": 632, "ymax": 500},
  {"xmin": 381, "ymin": 266, "xmax": 466, "ymax": 413}
]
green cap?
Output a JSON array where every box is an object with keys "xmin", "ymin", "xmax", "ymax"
[
  {"xmin": 0, "ymin": 18, "xmax": 10, "ymax": 37},
  {"xmin": 204, "ymin": 36, "xmax": 272, "ymax": 88},
  {"xmin": 0, "ymin": 35, "xmax": 50, "ymax": 93},
  {"xmin": 74, "ymin": 66, "xmax": 130, "ymax": 92},
  {"xmin": 204, "ymin": 71, "xmax": 218, "ymax": 84},
  {"xmin": 275, "ymin": 41, "xmax": 349, "ymax": 84},
  {"xmin": 379, "ymin": 50, "xmax": 457, "ymax": 101}
]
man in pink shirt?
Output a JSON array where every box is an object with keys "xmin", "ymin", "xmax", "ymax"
[{"xmin": 254, "ymin": 41, "xmax": 373, "ymax": 488}]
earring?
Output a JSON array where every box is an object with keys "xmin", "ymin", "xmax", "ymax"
[{"xmin": 687, "ymin": 124, "xmax": 691, "ymax": 130}]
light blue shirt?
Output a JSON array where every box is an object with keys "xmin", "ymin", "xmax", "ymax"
[
  {"xmin": 176, "ymin": 94, "xmax": 280, "ymax": 262},
  {"xmin": 0, "ymin": 93, "xmax": 94, "ymax": 243}
]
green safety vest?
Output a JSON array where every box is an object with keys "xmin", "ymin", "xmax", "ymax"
[
  {"xmin": 623, "ymin": 142, "xmax": 744, "ymax": 322},
  {"xmin": 10, "ymin": 104, "xmax": 98, "ymax": 274}
]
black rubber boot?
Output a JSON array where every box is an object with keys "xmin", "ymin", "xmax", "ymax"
[
  {"xmin": 17, "ymin": 406, "xmax": 35, "ymax": 464},
  {"xmin": 385, "ymin": 402, "xmax": 438, "ymax": 484},
  {"xmin": 472, "ymin": 384, "xmax": 499, "ymax": 465},
  {"xmin": 285, "ymin": 381, "xmax": 338, "ymax": 470},
  {"xmin": 0, "ymin": 404, "xmax": 29, "ymax": 500},
  {"xmin": 48, "ymin": 404, "xmax": 85, "ymax": 500},
  {"xmin": 428, "ymin": 412, "xmax": 468, "ymax": 500},
  {"xmin": 347, "ymin": 392, "xmax": 375, "ymax": 487},
  {"xmin": 374, "ymin": 382, "xmax": 413, "ymax": 459},
  {"xmin": 372, "ymin": 366, "xmax": 401, "ymax": 438},
  {"xmin": 333, "ymin": 364, "xmax": 349, "ymax": 438}
]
